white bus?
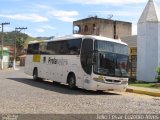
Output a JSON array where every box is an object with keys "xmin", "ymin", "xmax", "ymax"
[{"xmin": 25, "ymin": 34, "xmax": 129, "ymax": 91}]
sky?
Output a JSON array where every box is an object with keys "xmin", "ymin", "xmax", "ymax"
[{"xmin": 0, "ymin": 0, "xmax": 160, "ymax": 37}]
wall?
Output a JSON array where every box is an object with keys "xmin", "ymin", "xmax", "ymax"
[
  {"xmin": 137, "ymin": 22, "xmax": 158, "ymax": 82},
  {"xmin": 73, "ymin": 18, "xmax": 132, "ymax": 39},
  {"xmin": 98, "ymin": 20, "xmax": 114, "ymax": 38},
  {"xmin": 116, "ymin": 21, "xmax": 132, "ymax": 38}
]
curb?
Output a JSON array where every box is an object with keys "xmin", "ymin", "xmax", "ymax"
[{"xmin": 126, "ymin": 88, "xmax": 160, "ymax": 97}]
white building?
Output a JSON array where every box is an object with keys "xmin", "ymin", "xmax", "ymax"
[
  {"xmin": 137, "ymin": 0, "xmax": 160, "ymax": 82},
  {"xmin": 0, "ymin": 47, "xmax": 9, "ymax": 69}
]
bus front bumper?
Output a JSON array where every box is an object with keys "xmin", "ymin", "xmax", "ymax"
[{"xmin": 84, "ymin": 79, "xmax": 128, "ymax": 91}]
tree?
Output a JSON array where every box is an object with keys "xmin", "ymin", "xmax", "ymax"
[
  {"xmin": 156, "ymin": 67, "xmax": 160, "ymax": 83},
  {"xmin": 15, "ymin": 32, "xmax": 28, "ymax": 51},
  {"xmin": 0, "ymin": 31, "xmax": 28, "ymax": 56}
]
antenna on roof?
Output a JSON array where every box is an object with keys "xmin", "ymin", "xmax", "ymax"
[
  {"xmin": 88, "ymin": 14, "xmax": 98, "ymax": 18},
  {"xmin": 88, "ymin": 15, "xmax": 92, "ymax": 18},
  {"xmin": 107, "ymin": 14, "xmax": 113, "ymax": 19},
  {"xmin": 94, "ymin": 15, "xmax": 98, "ymax": 18}
]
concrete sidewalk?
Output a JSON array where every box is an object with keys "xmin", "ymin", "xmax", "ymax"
[{"xmin": 126, "ymin": 86, "xmax": 160, "ymax": 97}]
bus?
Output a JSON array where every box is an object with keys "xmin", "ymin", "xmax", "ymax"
[{"xmin": 24, "ymin": 34, "xmax": 129, "ymax": 91}]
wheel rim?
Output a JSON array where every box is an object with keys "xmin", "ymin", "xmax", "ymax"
[
  {"xmin": 33, "ymin": 70, "xmax": 37, "ymax": 80},
  {"xmin": 70, "ymin": 78, "xmax": 74, "ymax": 86},
  {"xmin": 69, "ymin": 76, "xmax": 75, "ymax": 88}
]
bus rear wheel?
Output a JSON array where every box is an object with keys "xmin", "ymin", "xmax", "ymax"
[
  {"xmin": 68, "ymin": 74, "xmax": 76, "ymax": 89},
  {"xmin": 33, "ymin": 69, "xmax": 39, "ymax": 81}
]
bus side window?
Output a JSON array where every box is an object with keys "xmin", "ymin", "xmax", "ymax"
[
  {"xmin": 27, "ymin": 43, "xmax": 40, "ymax": 54},
  {"xmin": 40, "ymin": 42, "xmax": 48, "ymax": 54},
  {"xmin": 67, "ymin": 39, "xmax": 82, "ymax": 55},
  {"xmin": 81, "ymin": 39, "xmax": 93, "ymax": 75}
]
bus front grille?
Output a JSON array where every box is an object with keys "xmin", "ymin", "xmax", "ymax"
[{"xmin": 105, "ymin": 79, "xmax": 121, "ymax": 83}]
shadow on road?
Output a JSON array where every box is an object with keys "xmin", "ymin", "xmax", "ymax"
[{"xmin": 7, "ymin": 77, "xmax": 120, "ymax": 96}]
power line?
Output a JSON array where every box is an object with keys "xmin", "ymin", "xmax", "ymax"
[
  {"xmin": 15, "ymin": 27, "xmax": 27, "ymax": 32},
  {"xmin": 0, "ymin": 22, "xmax": 10, "ymax": 70},
  {"xmin": 13, "ymin": 27, "xmax": 27, "ymax": 70}
]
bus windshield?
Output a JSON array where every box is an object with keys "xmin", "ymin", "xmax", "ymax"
[{"xmin": 94, "ymin": 40, "xmax": 129, "ymax": 77}]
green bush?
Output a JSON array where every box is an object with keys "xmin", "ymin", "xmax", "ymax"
[{"xmin": 156, "ymin": 67, "xmax": 160, "ymax": 83}]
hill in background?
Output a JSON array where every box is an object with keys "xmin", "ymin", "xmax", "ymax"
[{"xmin": 0, "ymin": 31, "xmax": 54, "ymax": 49}]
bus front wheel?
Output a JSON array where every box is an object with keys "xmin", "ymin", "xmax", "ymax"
[{"xmin": 68, "ymin": 74, "xmax": 76, "ymax": 89}]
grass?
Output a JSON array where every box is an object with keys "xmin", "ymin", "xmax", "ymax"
[{"xmin": 129, "ymin": 81, "xmax": 160, "ymax": 89}]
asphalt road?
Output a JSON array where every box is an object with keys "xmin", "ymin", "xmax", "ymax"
[{"xmin": 0, "ymin": 67, "xmax": 160, "ymax": 115}]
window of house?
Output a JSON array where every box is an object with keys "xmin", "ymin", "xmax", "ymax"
[{"xmin": 84, "ymin": 25, "xmax": 88, "ymax": 32}]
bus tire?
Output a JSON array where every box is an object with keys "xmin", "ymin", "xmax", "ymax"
[
  {"xmin": 33, "ymin": 68, "xmax": 39, "ymax": 81},
  {"xmin": 68, "ymin": 74, "xmax": 76, "ymax": 89}
]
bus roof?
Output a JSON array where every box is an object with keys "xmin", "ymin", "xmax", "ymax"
[{"xmin": 28, "ymin": 34, "xmax": 128, "ymax": 46}]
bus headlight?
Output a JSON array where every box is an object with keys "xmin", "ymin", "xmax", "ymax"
[
  {"xmin": 93, "ymin": 77, "xmax": 104, "ymax": 83},
  {"xmin": 121, "ymin": 80, "xmax": 128, "ymax": 84}
]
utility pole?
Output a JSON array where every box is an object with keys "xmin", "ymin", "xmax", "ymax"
[
  {"xmin": 13, "ymin": 27, "xmax": 27, "ymax": 70},
  {"xmin": 0, "ymin": 22, "xmax": 10, "ymax": 70}
]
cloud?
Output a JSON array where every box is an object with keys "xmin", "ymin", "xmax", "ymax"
[
  {"xmin": 49, "ymin": 10, "xmax": 79, "ymax": 22},
  {"xmin": 34, "ymin": 3, "xmax": 79, "ymax": 22},
  {"xmin": 36, "ymin": 28, "xmax": 45, "ymax": 33},
  {"xmin": 66, "ymin": 0, "xmax": 146, "ymax": 5},
  {"xmin": 42, "ymin": 25, "xmax": 56, "ymax": 30},
  {"xmin": 132, "ymin": 24, "xmax": 137, "ymax": 35},
  {"xmin": 36, "ymin": 25, "xmax": 56, "ymax": 34},
  {"xmin": 0, "ymin": 13, "xmax": 48, "ymax": 22},
  {"xmin": 3, "ymin": 0, "xmax": 22, "ymax": 1},
  {"xmin": 36, "ymin": 4, "xmax": 51, "ymax": 9},
  {"xmin": 57, "ymin": 17, "xmax": 76, "ymax": 22},
  {"xmin": 51, "ymin": 10, "xmax": 79, "ymax": 17}
]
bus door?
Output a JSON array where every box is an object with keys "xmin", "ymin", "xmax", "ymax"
[{"xmin": 81, "ymin": 39, "xmax": 93, "ymax": 89}]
